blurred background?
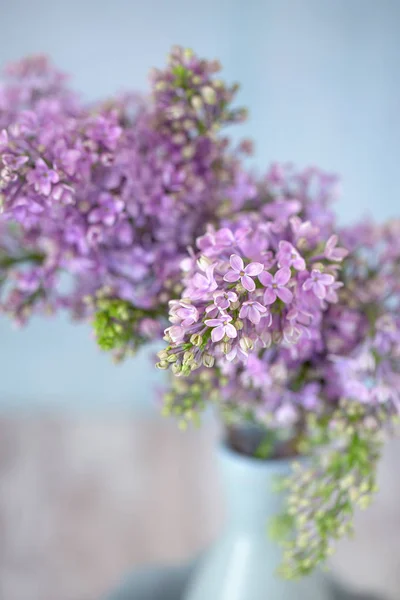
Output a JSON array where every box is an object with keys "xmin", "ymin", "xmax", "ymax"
[{"xmin": 0, "ymin": 1, "xmax": 400, "ymax": 599}]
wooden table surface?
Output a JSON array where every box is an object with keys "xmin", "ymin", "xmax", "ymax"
[{"xmin": 0, "ymin": 414, "xmax": 399, "ymax": 600}]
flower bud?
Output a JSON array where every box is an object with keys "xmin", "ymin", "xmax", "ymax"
[
  {"xmin": 240, "ymin": 336, "xmax": 254, "ymax": 351},
  {"xmin": 182, "ymin": 145, "xmax": 195, "ymax": 159},
  {"xmin": 171, "ymin": 362, "xmax": 181, "ymax": 375},
  {"xmin": 272, "ymin": 331, "xmax": 283, "ymax": 344},
  {"xmin": 197, "ymin": 255, "xmax": 212, "ymax": 271},
  {"xmin": 203, "ymin": 353, "xmax": 215, "ymax": 368},
  {"xmin": 191, "ymin": 96, "xmax": 203, "ymax": 111},
  {"xmin": 222, "ymin": 341, "xmax": 231, "ymax": 354},
  {"xmin": 201, "ymin": 86, "xmax": 217, "ymax": 105},
  {"xmin": 156, "ymin": 361, "xmax": 169, "ymax": 370},
  {"xmin": 190, "ymin": 333, "xmax": 203, "ymax": 347},
  {"xmin": 183, "ymin": 350, "xmax": 194, "ymax": 364}
]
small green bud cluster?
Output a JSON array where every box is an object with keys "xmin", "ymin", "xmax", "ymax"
[
  {"xmin": 156, "ymin": 329, "xmax": 213, "ymax": 375},
  {"xmin": 161, "ymin": 370, "xmax": 214, "ymax": 430},
  {"xmin": 271, "ymin": 401, "xmax": 385, "ymax": 579},
  {"xmin": 92, "ymin": 295, "xmax": 159, "ymax": 360}
]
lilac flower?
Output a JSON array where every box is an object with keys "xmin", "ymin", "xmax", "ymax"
[
  {"xmin": 239, "ymin": 300, "xmax": 267, "ymax": 324},
  {"xmin": 0, "ymin": 129, "xmax": 8, "ymax": 150},
  {"xmin": 303, "ymin": 269, "xmax": 335, "ymax": 299},
  {"xmin": 88, "ymin": 192, "xmax": 125, "ymax": 227},
  {"xmin": 205, "ymin": 315, "xmax": 237, "ymax": 342},
  {"xmin": 192, "ymin": 264, "xmax": 218, "ymax": 296},
  {"xmin": 170, "ymin": 300, "xmax": 199, "ymax": 326},
  {"xmin": 223, "ymin": 254, "xmax": 263, "ymax": 292},
  {"xmin": 26, "ymin": 159, "xmax": 59, "ymax": 196},
  {"xmin": 277, "ymin": 241, "xmax": 306, "ymax": 271},
  {"xmin": 0, "ymin": 48, "xmax": 254, "ymax": 332},
  {"xmin": 85, "ymin": 114, "xmax": 122, "ymax": 150},
  {"xmin": 197, "ymin": 227, "xmax": 235, "ymax": 253},
  {"xmin": 259, "ymin": 267, "xmax": 293, "ymax": 305},
  {"xmin": 213, "ymin": 290, "xmax": 238, "ymax": 310},
  {"xmin": 2, "ymin": 153, "xmax": 29, "ymax": 170},
  {"xmin": 168, "ymin": 324, "xmax": 186, "ymax": 343},
  {"xmin": 324, "ymin": 234, "xmax": 348, "ymax": 262}
]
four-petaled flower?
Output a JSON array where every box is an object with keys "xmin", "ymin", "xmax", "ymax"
[
  {"xmin": 324, "ymin": 235, "xmax": 348, "ymax": 262},
  {"xmin": 259, "ymin": 267, "xmax": 293, "ymax": 305},
  {"xmin": 224, "ymin": 254, "xmax": 263, "ymax": 292},
  {"xmin": 303, "ymin": 269, "xmax": 335, "ymax": 299},
  {"xmin": 277, "ymin": 241, "xmax": 306, "ymax": 271},
  {"xmin": 205, "ymin": 315, "xmax": 237, "ymax": 342},
  {"xmin": 169, "ymin": 300, "xmax": 199, "ymax": 326},
  {"xmin": 27, "ymin": 158, "xmax": 59, "ymax": 196},
  {"xmin": 167, "ymin": 325, "xmax": 186, "ymax": 343},
  {"xmin": 213, "ymin": 290, "xmax": 238, "ymax": 310},
  {"xmin": 192, "ymin": 264, "xmax": 218, "ymax": 295},
  {"xmin": 2, "ymin": 154, "xmax": 29, "ymax": 171},
  {"xmin": 88, "ymin": 192, "xmax": 125, "ymax": 227},
  {"xmin": 239, "ymin": 300, "xmax": 267, "ymax": 324}
]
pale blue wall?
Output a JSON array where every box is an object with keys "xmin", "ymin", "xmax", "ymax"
[{"xmin": 1, "ymin": 0, "xmax": 399, "ymax": 408}]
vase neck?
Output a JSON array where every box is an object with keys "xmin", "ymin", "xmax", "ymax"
[{"xmin": 218, "ymin": 445, "xmax": 293, "ymax": 529}]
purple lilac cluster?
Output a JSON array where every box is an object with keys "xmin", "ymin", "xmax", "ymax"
[
  {"xmin": 0, "ymin": 49, "xmax": 251, "ymax": 329},
  {"xmin": 160, "ymin": 166, "xmax": 400, "ymax": 428},
  {"xmin": 159, "ymin": 166, "xmax": 347, "ymax": 371}
]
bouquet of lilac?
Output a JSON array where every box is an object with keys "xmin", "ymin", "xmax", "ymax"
[
  {"xmin": 1, "ymin": 47, "xmax": 399, "ymax": 579},
  {"xmin": 0, "ymin": 49, "xmax": 251, "ymax": 352},
  {"xmin": 159, "ymin": 164, "xmax": 400, "ymax": 577}
]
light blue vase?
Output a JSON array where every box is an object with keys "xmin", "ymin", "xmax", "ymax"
[{"xmin": 184, "ymin": 444, "xmax": 332, "ymax": 600}]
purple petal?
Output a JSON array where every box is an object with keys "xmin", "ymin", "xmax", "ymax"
[
  {"xmin": 239, "ymin": 305, "xmax": 249, "ymax": 319},
  {"xmin": 169, "ymin": 325, "xmax": 185, "ymax": 343},
  {"xmin": 263, "ymin": 288, "xmax": 277, "ymax": 305},
  {"xmin": 216, "ymin": 228, "xmax": 235, "ymax": 245},
  {"xmin": 294, "ymin": 257, "xmax": 306, "ymax": 271},
  {"xmin": 245, "ymin": 262, "xmax": 263, "ymax": 276},
  {"xmin": 319, "ymin": 273, "xmax": 335, "ymax": 285},
  {"xmin": 326, "ymin": 235, "xmax": 337, "ymax": 252},
  {"xmin": 193, "ymin": 273, "xmax": 208, "ymax": 288},
  {"xmin": 258, "ymin": 271, "xmax": 273, "ymax": 286},
  {"xmin": 253, "ymin": 301, "xmax": 266, "ymax": 313},
  {"xmin": 248, "ymin": 306, "xmax": 261, "ymax": 324},
  {"xmin": 41, "ymin": 181, "xmax": 52, "ymax": 196},
  {"xmin": 302, "ymin": 278, "xmax": 313, "ymax": 292},
  {"xmin": 313, "ymin": 281, "xmax": 327, "ymax": 299},
  {"xmin": 211, "ymin": 325, "xmax": 225, "ymax": 342},
  {"xmin": 205, "ymin": 318, "xmax": 223, "ymax": 327},
  {"xmin": 230, "ymin": 254, "xmax": 244, "ymax": 272},
  {"xmin": 279, "ymin": 240, "xmax": 292, "ymax": 253},
  {"xmin": 275, "ymin": 267, "xmax": 291, "ymax": 286},
  {"xmin": 224, "ymin": 323, "xmax": 237, "ymax": 339},
  {"xmin": 276, "ymin": 287, "xmax": 294, "ymax": 304},
  {"xmin": 241, "ymin": 274, "xmax": 255, "ymax": 292},
  {"xmin": 224, "ymin": 270, "xmax": 241, "ymax": 283}
]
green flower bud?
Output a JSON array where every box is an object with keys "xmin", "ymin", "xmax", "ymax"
[
  {"xmin": 202, "ymin": 353, "xmax": 215, "ymax": 368},
  {"xmin": 156, "ymin": 361, "xmax": 169, "ymax": 370},
  {"xmin": 171, "ymin": 362, "xmax": 182, "ymax": 375},
  {"xmin": 191, "ymin": 95, "xmax": 203, "ymax": 111},
  {"xmin": 240, "ymin": 336, "xmax": 253, "ymax": 351},
  {"xmin": 201, "ymin": 85, "xmax": 217, "ymax": 105},
  {"xmin": 190, "ymin": 333, "xmax": 203, "ymax": 346}
]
